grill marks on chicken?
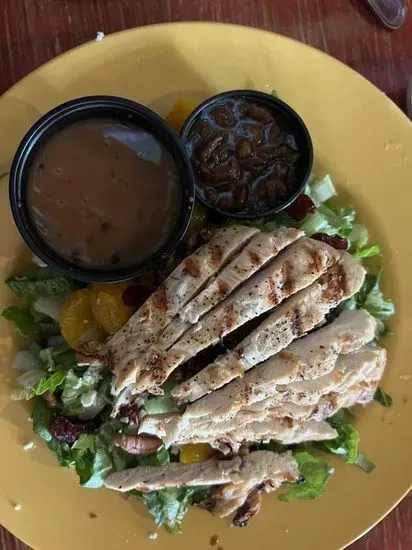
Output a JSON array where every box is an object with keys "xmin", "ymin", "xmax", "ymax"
[
  {"xmin": 173, "ymin": 253, "xmax": 366, "ymax": 403},
  {"xmin": 104, "ymin": 450, "xmax": 299, "ymax": 525},
  {"xmin": 156, "ymin": 227, "xmax": 303, "ymax": 351},
  {"xmin": 110, "ymin": 225, "xmax": 258, "ymax": 393},
  {"xmin": 133, "ymin": 237, "xmax": 341, "ymax": 394},
  {"xmin": 101, "ymin": 224, "xmax": 390, "ymax": 528}
]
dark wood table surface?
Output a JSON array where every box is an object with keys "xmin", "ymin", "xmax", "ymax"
[{"xmin": 0, "ymin": 0, "xmax": 411, "ymax": 548}]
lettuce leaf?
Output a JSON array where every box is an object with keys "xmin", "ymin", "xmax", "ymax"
[
  {"xmin": 354, "ymin": 270, "xmax": 395, "ymax": 321},
  {"xmin": 279, "ymin": 451, "xmax": 333, "ymax": 502},
  {"xmin": 143, "ymin": 486, "xmax": 210, "ymax": 534},
  {"xmin": 316, "ymin": 411, "xmax": 375, "ymax": 473},
  {"xmin": 2, "ymin": 305, "xmax": 59, "ymax": 339},
  {"xmin": 6, "ymin": 267, "xmax": 77, "ymax": 300},
  {"xmin": 61, "ymin": 367, "xmax": 107, "ymax": 420},
  {"xmin": 31, "ymin": 398, "xmax": 53, "ymax": 442},
  {"xmin": 374, "ymin": 387, "xmax": 393, "ymax": 408},
  {"xmin": 33, "ymin": 371, "xmax": 66, "ymax": 396}
]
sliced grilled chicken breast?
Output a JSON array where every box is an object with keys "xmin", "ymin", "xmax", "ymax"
[
  {"xmin": 255, "ymin": 346, "xmax": 387, "ymax": 421},
  {"xmin": 110, "ymin": 225, "xmax": 258, "ymax": 393},
  {"xmin": 104, "ymin": 450, "xmax": 298, "ymax": 497},
  {"xmin": 157, "ymin": 227, "xmax": 303, "ymax": 350},
  {"xmin": 278, "ymin": 345, "xmax": 386, "ymax": 406},
  {"xmin": 177, "ymin": 256, "xmax": 367, "ymax": 408},
  {"xmin": 104, "ymin": 456, "xmax": 243, "ymax": 492},
  {"xmin": 174, "ymin": 418, "xmax": 338, "ymax": 453},
  {"xmin": 203, "ymin": 451, "xmax": 299, "ymax": 522},
  {"xmin": 134, "ymin": 237, "xmax": 341, "ymax": 394}
]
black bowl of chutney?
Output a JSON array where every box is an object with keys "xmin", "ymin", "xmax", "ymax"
[
  {"xmin": 9, "ymin": 96, "xmax": 195, "ymax": 283},
  {"xmin": 180, "ymin": 90, "xmax": 313, "ymax": 219}
]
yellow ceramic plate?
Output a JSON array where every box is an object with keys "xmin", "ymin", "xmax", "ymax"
[{"xmin": 0, "ymin": 22, "xmax": 411, "ymax": 550}]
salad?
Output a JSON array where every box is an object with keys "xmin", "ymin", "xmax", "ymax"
[{"xmin": 2, "ymin": 100, "xmax": 395, "ymax": 534}]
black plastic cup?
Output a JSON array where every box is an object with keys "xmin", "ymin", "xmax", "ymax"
[
  {"xmin": 180, "ymin": 90, "xmax": 313, "ymax": 220},
  {"xmin": 9, "ymin": 96, "xmax": 195, "ymax": 283}
]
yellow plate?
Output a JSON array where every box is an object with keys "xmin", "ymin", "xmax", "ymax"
[{"xmin": 0, "ymin": 22, "xmax": 411, "ymax": 550}]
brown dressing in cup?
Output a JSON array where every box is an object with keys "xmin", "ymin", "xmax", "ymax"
[{"xmin": 27, "ymin": 118, "xmax": 181, "ymax": 268}]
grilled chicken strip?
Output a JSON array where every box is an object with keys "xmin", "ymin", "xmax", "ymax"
[
  {"xmin": 202, "ymin": 451, "xmax": 299, "ymax": 522},
  {"xmin": 139, "ymin": 406, "xmax": 338, "ymax": 449},
  {"xmin": 157, "ymin": 227, "xmax": 303, "ymax": 350},
  {"xmin": 252, "ymin": 346, "xmax": 387, "ymax": 422},
  {"xmin": 175, "ymin": 254, "xmax": 366, "ymax": 406},
  {"xmin": 277, "ymin": 345, "xmax": 386, "ymax": 407},
  {"xmin": 104, "ymin": 450, "xmax": 298, "ymax": 501},
  {"xmin": 134, "ymin": 237, "xmax": 340, "ymax": 394},
  {"xmin": 110, "ymin": 225, "xmax": 258, "ymax": 393}
]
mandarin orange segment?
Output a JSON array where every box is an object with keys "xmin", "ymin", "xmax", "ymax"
[
  {"xmin": 60, "ymin": 288, "xmax": 104, "ymax": 349},
  {"xmin": 179, "ymin": 443, "xmax": 214, "ymax": 464},
  {"xmin": 90, "ymin": 282, "xmax": 133, "ymax": 335},
  {"xmin": 165, "ymin": 99, "xmax": 198, "ymax": 132}
]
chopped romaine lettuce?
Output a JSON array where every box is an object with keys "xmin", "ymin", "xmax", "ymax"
[
  {"xmin": 31, "ymin": 398, "xmax": 53, "ymax": 442},
  {"xmin": 61, "ymin": 366, "xmax": 108, "ymax": 420},
  {"xmin": 279, "ymin": 451, "xmax": 333, "ymax": 501},
  {"xmin": 353, "ymin": 245, "xmax": 381, "ymax": 261},
  {"xmin": 374, "ymin": 387, "xmax": 393, "ymax": 408},
  {"xmin": 39, "ymin": 342, "xmax": 77, "ymax": 372},
  {"xmin": 308, "ymin": 174, "xmax": 337, "ymax": 205},
  {"xmin": 2, "ymin": 306, "xmax": 36, "ymax": 336},
  {"xmin": 143, "ymin": 486, "xmax": 210, "ymax": 534},
  {"xmin": 32, "ymin": 295, "xmax": 67, "ymax": 322},
  {"xmin": 6, "ymin": 267, "xmax": 77, "ymax": 300},
  {"xmin": 316, "ymin": 410, "xmax": 375, "ymax": 473},
  {"xmin": 33, "ymin": 371, "xmax": 66, "ymax": 396},
  {"xmin": 352, "ymin": 270, "xmax": 395, "ymax": 321},
  {"xmin": 2, "ymin": 305, "xmax": 59, "ymax": 339}
]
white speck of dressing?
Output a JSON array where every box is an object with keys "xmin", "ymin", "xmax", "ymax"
[
  {"xmin": 148, "ymin": 532, "xmax": 157, "ymax": 540},
  {"xmin": 13, "ymin": 503, "xmax": 21, "ymax": 511},
  {"xmin": 96, "ymin": 31, "xmax": 105, "ymax": 42},
  {"xmin": 23, "ymin": 441, "xmax": 35, "ymax": 451}
]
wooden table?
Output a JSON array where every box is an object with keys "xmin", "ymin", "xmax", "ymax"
[{"xmin": 0, "ymin": 1, "xmax": 411, "ymax": 548}]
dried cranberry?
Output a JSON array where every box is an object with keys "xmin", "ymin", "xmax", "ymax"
[
  {"xmin": 119, "ymin": 404, "xmax": 140, "ymax": 426},
  {"xmin": 285, "ymin": 194, "xmax": 316, "ymax": 221},
  {"xmin": 312, "ymin": 233, "xmax": 349, "ymax": 250},
  {"xmin": 50, "ymin": 416, "xmax": 90, "ymax": 444}
]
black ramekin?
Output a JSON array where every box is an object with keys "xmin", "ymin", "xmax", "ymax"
[
  {"xmin": 179, "ymin": 89, "xmax": 313, "ymax": 220},
  {"xmin": 9, "ymin": 95, "xmax": 195, "ymax": 283}
]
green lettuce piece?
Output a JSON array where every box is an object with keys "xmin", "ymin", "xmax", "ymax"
[
  {"xmin": 353, "ymin": 245, "xmax": 381, "ymax": 261},
  {"xmin": 31, "ymin": 398, "xmax": 53, "ymax": 442},
  {"xmin": 40, "ymin": 342, "xmax": 77, "ymax": 372},
  {"xmin": 2, "ymin": 306, "xmax": 36, "ymax": 336},
  {"xmin": 33, "ymin": 370, "xmax": 66, "ymax": 396},
  {"xmin": 73, "ymin": 436, "xmax": 113, "ymax": 488},
  {"xmin": 6, "ymin": 267, "xmax": 77, "ymax": 300},
  {"xmin": 61, "ymin": 367, "xmax": 104, "ymax": 414},
  {"xmin": 354, "ymin": 452, "xmax": 375, "ymax": 473},
  {"xmin": 374, "ymin": 387, "xmax": 393, "ymax": 408},
  {"xmin": 316, "ymin": 411, "xmax": 376, "ymax": 473},
  {"xmin": 355, "ymin": 270, "xmax": 395, "ymax": 321},
  {"xmin": 320, "ymin": 411, "xmax": 359, "ymax": 463},
  {"xmin": 279, "ymin": 451, "xmax": 333, "ymax": 502},
  {"xmin": 47, "ymin": 439, "xmax": 77, "ymax": 468},
  {"xmin": 143, "ymin": 486, "xmax": 210, "ymax": 534},
  {"xmin": 2, "ymin": 305, "xmax": 60, "ymax": 339}
]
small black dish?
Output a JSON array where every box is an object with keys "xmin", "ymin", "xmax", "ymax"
[
  {"xmin": 180, "ymin": 90, "xmax": 313, "ymax": 220},
  {"xmin": 9, "ymin": 95, "xmax": 195, "ymax": 283}
]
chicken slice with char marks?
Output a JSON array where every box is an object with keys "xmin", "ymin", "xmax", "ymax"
[
  {"xmin": 176, "ymin": 255, "xmax": 366, "ymax": 407},
  {"xmin": 157, "ymin": 227, "xmax": 303, "ymax": 350},
  {"xmin": 110, "ymin": 225, "xmax": 258, "ymax": 393},
  {"xmin": 104, "ymin": 450, "xmax": 299, "ymax": 525},
  {"xmin": 202, "ymin": 451, "xmax": 299, "ymax": 523},
  {"xmin": 134, "ymin": 237, "xmax": 341, "ymax": 394}
]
